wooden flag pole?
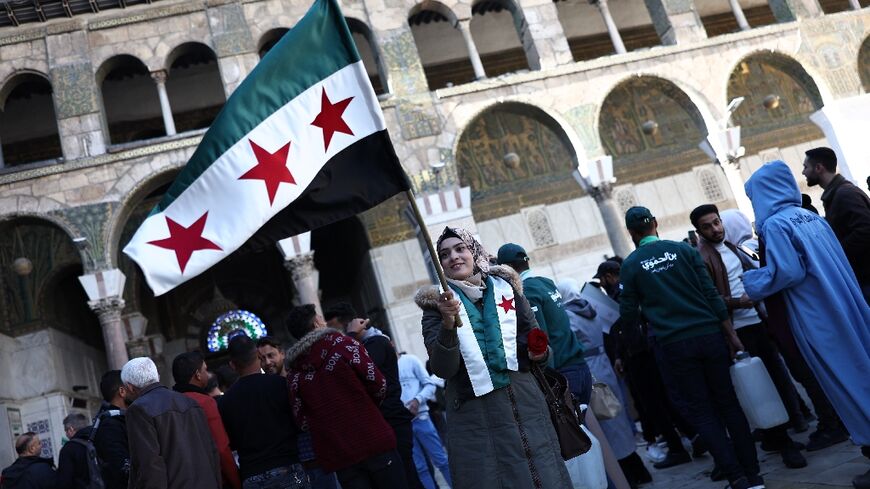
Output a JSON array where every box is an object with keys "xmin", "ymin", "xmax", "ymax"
[{"xmin": 404, "ymin": 189, "xmax": 463, "ymax": 328}]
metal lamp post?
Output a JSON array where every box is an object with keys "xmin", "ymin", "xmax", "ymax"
[
  {"xmin": 699, "ymin": 97, "xmax": 755, "ymax": 220},
  {"xmin": 573, "ymin": 155, "xmax": 634, "ymax": 258}
]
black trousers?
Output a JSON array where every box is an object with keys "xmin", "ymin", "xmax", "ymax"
[
  {"xmin": 624, "ymin": 348, "xmax": 690, "ymax": 454},
  {"xmin": 656, "ymin": 333, "xmax": 759, "ymax": 486},
  {"xmin": 391, "ymin": 419, "xmax": 423, "ymax": 489},
  {"xmin": 337, "ymin": 450, "xmax": 408, "ymax": 489}
]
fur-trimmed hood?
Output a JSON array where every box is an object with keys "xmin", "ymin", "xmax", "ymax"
[
  {"xmin": 414, "ymin": 264, "xmax": 523, "ymax": 310},
  {"xmin": 285, "ymin": 327, "xmax": 342, "ymax": 365}
]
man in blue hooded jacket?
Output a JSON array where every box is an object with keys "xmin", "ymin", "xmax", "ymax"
[{"xmin": 742, "ymin": 160, "xmax": 870, "ymax": 489}]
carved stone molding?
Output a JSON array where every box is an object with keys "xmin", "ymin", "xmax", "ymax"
[{"xmin": 283, "ymin": 252, "xmax": 316, "ymax": 282}]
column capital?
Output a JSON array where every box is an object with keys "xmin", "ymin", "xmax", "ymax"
[
  {"xmin": 284, "ymin": 251, "xmax": 316, "ymax": 282},
  {"xmin": 89, "ymin": 296, "xmax": 126, "ymax": 317},
  {"xmin": 150, "ymin": 70, "xmax": 168, "ymax": 84},
  {"xmin": 587, "ymin": 181, "xmax": 614, "ymax": 203}
]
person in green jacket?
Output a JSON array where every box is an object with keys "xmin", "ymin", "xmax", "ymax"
[
  {"xmin": 618, "ymin": 206, "xmax": 762, "ymax": 489},
  {"xmin": 498, "ymin": 243, "xmax": 653, "ymax": 488},
  {"xmin": 496, "ymin": 243, "xmax": 592, "ymax": 403}
]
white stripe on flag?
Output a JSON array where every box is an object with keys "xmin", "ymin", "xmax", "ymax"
[
  {"xmin": 124, "ymin": 61, "xmax": 382, "ymax": 295},
  {"xmin": 492, "ymin": 275, "xmax": 519, "ymax": 371},
  {"xmin": 450, "ymin": 287, "xmax": 496, "ymax": 397}
]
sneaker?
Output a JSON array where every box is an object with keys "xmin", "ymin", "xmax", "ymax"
[
  {"xmin": 727, "ymin": 476, "xmax": 751, "ymax": 489},
  {"xmin": 748, "ymin": 474, "xmax": 765, "ymax": 488},
  {"xmin": 806, "ymin": 426, "xmax": 850, "ymax": 452},
  {"xmin": 646, "ymin": 443, "xmax": 667, "ymax": 463},
  {"xmin": 781, "ymin": 443, "xmax": 807, "ymax": 469},
  {"xmin": 653, "ymin": 451, "xmax": 691, "ymax": 469},
  {"xmin": 853, "ymin": 468, "xmax": 870, "ymax": 489}
]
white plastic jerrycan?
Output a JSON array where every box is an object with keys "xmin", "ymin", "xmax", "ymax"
[{"xmin": 729, "ymin": 351, "xmax": 788, "ymax": 429}]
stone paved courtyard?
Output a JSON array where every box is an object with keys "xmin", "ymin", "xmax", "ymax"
[{"xmin": 639, "ymin": 422, "xmax": 867, "ymax": 489}]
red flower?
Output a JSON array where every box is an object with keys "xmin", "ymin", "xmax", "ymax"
[{"xmin": 528, "ymin": 328, "xmax": 549, "ymax": 356}]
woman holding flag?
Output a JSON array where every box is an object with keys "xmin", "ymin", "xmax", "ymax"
[{"xmin": 414, "ymin": 227, "xmax": 571, "ymax": 489}]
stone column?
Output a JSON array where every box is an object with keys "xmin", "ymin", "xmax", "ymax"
[
  {"xmin": 458, "ymin": 19, "xmax": 487, "ymax": 80},
  {"xmin": 284, "ymin": 252, "xmax": 322, "ymax": 317},
  {"xmin": 728, "ymin": 0, "xmax": 751, "ymax": 31},
  {"xmin": 848, "ymin": 0, "xmax": 861, "ymax": 9},
  {"xmin": 594, "ymin": 0, "xmax": 627, "ymax": 54},
  {"xmin": 512, "ymin": 0, "xmax": 573, "ymax": 70},
  {"xmin": 767, "ymin": 0, "xmax": 822, "ymax": 22},
  {"xmin": 643, "ymin": 0, "xmax": 707, "ymax": 45},
  {"xmin": 90, "ymin": 297, "xmax": 128, "ymax": 370},
  {"xmin": 150, "ymin": 70, "xmax": 177, "ymax": 136},
  {"xmin": 588, "ymin": 183, "xmax": 634, "ymax": 259},
  {"xmin": 46, "ymin": 29, "xmax": 106, "ymax": 160},
  {"xmin": 207, "ymin": 2, "xmax": 259, "ymax": 97},
  {"xmin": 720, "ymin": 161, "xmax": 755, "ymax": 221}
]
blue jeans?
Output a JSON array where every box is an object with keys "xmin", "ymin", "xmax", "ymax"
[
  {"xmin": 411, "ymin": 414, "xmax": 452, "ymax": 489},
  {"xmin": 243, "ymin": 464, "xmax": 310, "ymax": 489},
  {"xmin": 304, "ymin": 467, "xmax": 339, "ymax": 489},
  {"xmin": 656, "ymin": 333, "xmax": 759, "ymax": 486},
  {"xmin": 559, "ymin": 361, "xmax": 592, "ymax": 406}
]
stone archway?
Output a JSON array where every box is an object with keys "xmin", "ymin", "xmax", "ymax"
[
  {"xmin": 164, "ymin": 42, "xmax": 226, "ymax": 133},
  {"xmin": 0, "ymin": 217, "xmax": 99, "ymax": 346},
  {"xmin": 0, "ymin": 72, "xmax": 62, "ymax": 167},
  {"xmin": 97, "ymin": 55, "xmax": 165, "ymax": 144},
  {"xmin": 312, "ymin": 216, "xmax": 389, "ymax": 333},
  {"xmin": 470, "ymin": 0, "xmax": 535, "ymax": 76},
  {"xmin": 598, "ymin": 75, "xmax": 708, "ymax": 184},
  {"xmin": 409, "ymin": 1, "xmax": 475, "ymax": 90},
  {"xmin": 455, "ymin": 102, "xmax": 580, "ymax": 221},
  {"xmin": 726, "ymin": 51, "xmax": 824, "ymax": 154}
]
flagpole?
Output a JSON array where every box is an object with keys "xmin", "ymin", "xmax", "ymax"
[{"xmin": 404, "ymin": 189, "xmax": 463, "ymax": 328}]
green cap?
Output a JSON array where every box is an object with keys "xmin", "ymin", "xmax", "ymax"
[
  {"xmin": 496, "ymin": 243, "xmax": 528, "ymax": 265},
  {"xmin": 625, "ymin": 206, "xmax": 655, "ymax": 229}
]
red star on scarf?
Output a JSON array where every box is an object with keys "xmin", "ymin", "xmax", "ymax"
[
  {"xmin": 311, "ymin": 88, "xmax": 354, "ymax": 151},
  {"xmin": 239, "ymin": 139, "xmax": 296, "ymax": 205},
  {"xmin": 498, "ymin": 295, "xmax": 515, "ymax": 314},
  {"xmin": 147, "ymin": 212, "xmax": 222, "ymax": 274}
]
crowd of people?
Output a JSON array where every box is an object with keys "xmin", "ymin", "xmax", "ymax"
[{"xmin": 1, "ymin": 148, "xmax": 868, "ymax": 489}]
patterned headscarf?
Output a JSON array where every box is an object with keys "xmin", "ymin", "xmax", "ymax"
[{"xmin": 436, "ymin": 226, "xmax": 492, "ymax": 277}]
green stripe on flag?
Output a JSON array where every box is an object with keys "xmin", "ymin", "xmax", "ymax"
[{"xmin": 153, "ymin": 0, "xmax": 361, "ymax": 214}]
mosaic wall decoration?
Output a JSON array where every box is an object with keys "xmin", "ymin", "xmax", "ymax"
[
  {"xmin": 26, "ymin": 419, "xmax": 53, "ymax": 459},
  {"xmin": 455, "ymin": 102, "xmax": 581, "ymax": 221},
  {"xmin": 598, "ymin": 76, "xmax": 707, "ymax": 184}
]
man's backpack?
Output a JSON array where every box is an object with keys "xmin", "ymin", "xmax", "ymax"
[{"xmin": 68, "ymin": 438, "xmax": 105, "ymax": 489}]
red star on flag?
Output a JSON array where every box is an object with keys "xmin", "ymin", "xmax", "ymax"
[
  {"xmin": 239, "ymin": 139, "xmax": 296, "ymax": 205},
  {"xmin": 147, "ymin": 212, "xmax": 222, "ymax": 274},
  {"xmin": 498, "ymin": 295, "xmax": 515, "ymax": 314},
  {"xmin": 311, "ymin": 88, "xmax": 354, "ymax": 151}
]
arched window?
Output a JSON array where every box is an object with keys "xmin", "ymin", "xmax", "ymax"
[
  {"xmin": 598, "ymin": 76, "xmax": 707, "ymax": 184},
  {"xmin": 409, "ymin": 3, "xmax": 475, "ymax": 90},
  {"xmin": 470, "ymin": 0, "xmax": 533, "ymax": 76},
  {"xmin": 346, "ymin": 18, "xmax": 388, "ymax": 95},
  {"xmin": 166, "ymin": 43, "xmax": 226, "ymax": 133},
  {"xmin": 98, "ymin": 55, "xmax": 165, "ymax": 144},
  {"xmin": 259, "ymin": 28, "xmax": 289, "ymax": 58},
  {"xmin": 525, "ymin": 208, "xmax": 556, "ymax": 248},
  {"xmin": 698, "ymin": 168, "xmax": 725, "ymax": 202},
  {"xmin": 0, "ymin": 73, "xmax": 62, "ymax": 168},
  {"xmin": 616, "ymin": 189, "xmax": 637, "ymax": 213},
  {"xmin": 554, "ymin": 0, "xmax": 659, "ymax": 62},
  {"xmin": 698, "ymin": 1, "xmax": 776, "ymax": 37},
  {"xmin": 727, "ymin": 52, "xmax": 824, "ymax": 154},
  {"xmin": 819, "ymin": 0, "xmax": 869, "ymax": 14},
  {"xmin": 456, "ymin": 102, "xmax": 580, "ymax": 221}
]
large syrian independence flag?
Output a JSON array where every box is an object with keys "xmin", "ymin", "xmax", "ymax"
[{"xmin": 123, "ymin": 0, "xmax": 410, "ymax": 296}]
